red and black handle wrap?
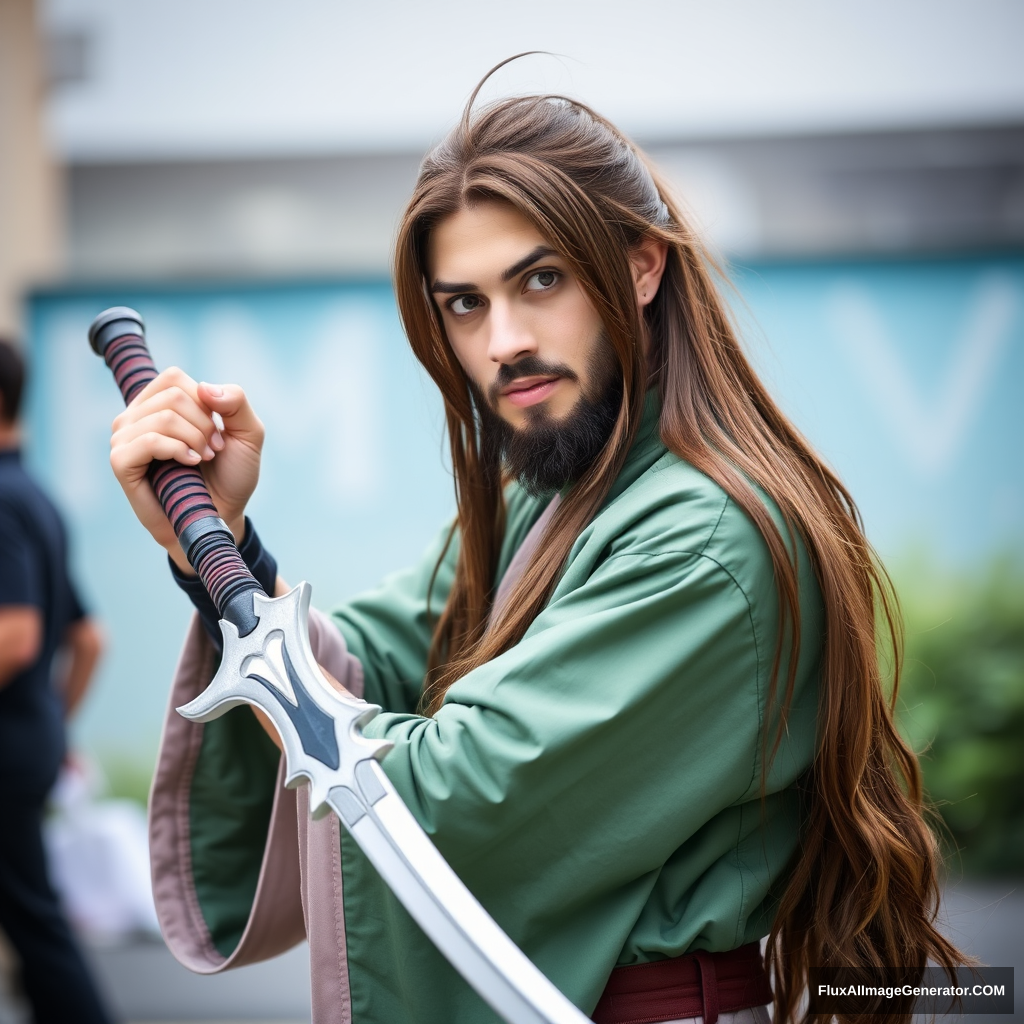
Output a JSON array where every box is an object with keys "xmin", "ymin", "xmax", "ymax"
[{"xmin": 88, "ymin": 306, "xmax": 264, "ymax": 636}]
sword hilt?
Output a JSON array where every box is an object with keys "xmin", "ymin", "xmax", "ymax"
[{"xmin": 89, "ymin": 306, "xmax": 264, "ymax": 635}]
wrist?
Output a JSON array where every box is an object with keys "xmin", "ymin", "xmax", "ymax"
[
  {"xmin": 227, "ymin": 516, "xmax": 246, "ymax": 545},
  {"xmin": 167, "ymin": 542, "xmax": 195, "ymax": 576}
]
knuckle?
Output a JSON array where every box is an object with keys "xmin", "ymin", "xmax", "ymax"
[
  {"xmin": 110, "ymin": 448, "xmax": 131, "ymax": 474},
  {"xmin": 171, "ymin": 386, "xmax": 209, "ymax": 428},
  {"xmin": 156, "ymin": 407, "xmax": 178, "ymax": 430},
  {"xmin": 169, "ymin": 385, "xmax": 196, "ymax": 411}
]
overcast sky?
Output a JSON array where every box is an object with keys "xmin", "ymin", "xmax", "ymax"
[{"xmin": 43, "ymin": 0, "xmax": 1024, "ymax": 162}]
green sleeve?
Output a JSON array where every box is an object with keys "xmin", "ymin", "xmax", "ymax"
[
  {"xmin": 349, "ymin": 529, "xmax": 819, "ymax": 1014},
  {"xmin": 364, "ymin": 546, "xmax": 776, "ymax": 869},
  {"xmin": 189, "ymin": 707, "xmax": 281, "ymax": 958}
]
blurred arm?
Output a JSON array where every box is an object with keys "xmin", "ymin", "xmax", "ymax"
[
  {"xmin": 0, "ymin": 606, "xmax": 42, "ymax": 688},
  {"xmin": 58, "ymin": 616, "xmax": 104, "ymax": 717}
]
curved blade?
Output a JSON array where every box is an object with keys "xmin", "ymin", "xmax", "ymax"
[{"xmin": 177, "ymin": 583, "xmax": 590, "ymax": 1024}]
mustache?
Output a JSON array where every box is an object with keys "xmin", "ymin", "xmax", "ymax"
[{"xmin": 486, "ymin": 356, "xmax": 578, "ymax": 408}]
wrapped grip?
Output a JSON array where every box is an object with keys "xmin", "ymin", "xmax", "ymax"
[{"xmin": 89, "ymin": 307, "xmax": 264, "ymax": 634}]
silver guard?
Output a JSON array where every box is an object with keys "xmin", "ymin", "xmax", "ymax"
[{"xmin": 177, "ymin": 582, "xmax": 392, "ymax": 820}]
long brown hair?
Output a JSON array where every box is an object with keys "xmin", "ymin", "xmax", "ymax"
[{"xmin": 392, "ymin": 66, "xmax": 965, "ymax": 1024}]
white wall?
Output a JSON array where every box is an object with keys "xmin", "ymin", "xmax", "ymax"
[{"xmin": 44, "ymin": 0, "xmax": 1024, "ymax": 162}]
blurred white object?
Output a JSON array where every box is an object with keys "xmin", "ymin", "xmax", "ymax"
[{"xmin": 43, "ymin": 757, "xmax": 160, "ymax": 943}]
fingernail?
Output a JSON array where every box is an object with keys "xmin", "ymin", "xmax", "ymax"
[
  {"xmin": 187, "ymin": 448, "xmax": 201, "ymax": 461},
  {"xmin": 202, "ymin": 382, "xmax": 224, "ymax": 398},
  {"xmin": 203, "ymin": 445, "xmax": 215, "ymax": 459},
  {"xmin": 211, "ymin": 430, "xmax": 224, "ymax": 450}
]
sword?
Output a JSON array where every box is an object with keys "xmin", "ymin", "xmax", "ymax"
[{"xmin": 88, "ymin": 307, "xmax": 591, "ymax": 1024}]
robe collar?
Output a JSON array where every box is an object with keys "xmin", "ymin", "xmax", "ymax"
[{"xmin": 601, "ymin": 390, "xmax": 666, "ymax": 506}]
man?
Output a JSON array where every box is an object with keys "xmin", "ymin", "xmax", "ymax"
[
  {"xmin": 109, "ymin": 87, "xmax": 962, "ymax": 1024},
  {"xmin": 0, "ymin": 339, "xmax": 112, "ymax": 1024}
]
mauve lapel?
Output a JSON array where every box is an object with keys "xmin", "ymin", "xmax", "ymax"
[{"xmin": 488, "ymin": 493, "xmax": 562, "ymax": 631}]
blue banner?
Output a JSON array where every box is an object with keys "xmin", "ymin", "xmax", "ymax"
[{"xmin": 733, "ymin": 254, "xmax": 1023, "ymax": 561}]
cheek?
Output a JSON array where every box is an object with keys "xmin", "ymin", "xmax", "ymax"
[
  {"xmin": 446, "ymin": 333, "xmax": 490, "ymax": 388},
  {"xmin": 547, "ymin": 292, "xmax": 605, "ymax": 363}
]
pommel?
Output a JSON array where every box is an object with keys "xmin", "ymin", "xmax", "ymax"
[{"xmin": 88, "ymin": 306, "xmax": 145, "ymax": 356}]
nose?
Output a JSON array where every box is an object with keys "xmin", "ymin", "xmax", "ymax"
[{"xmin": 486, "ymin": 300, "xmax": 537, "ymax": 365}]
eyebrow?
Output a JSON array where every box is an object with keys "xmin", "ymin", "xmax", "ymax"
[{"xmin": 430, "ymin": 245, "xmax": 559, "ymax": 294}]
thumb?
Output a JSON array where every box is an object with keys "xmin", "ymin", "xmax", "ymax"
[{"xmin": 197, "ymin": 382, "xmax": 264, "ymax": 444}]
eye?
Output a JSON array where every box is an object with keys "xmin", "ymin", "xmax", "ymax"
[
  {"xmin": 448, "ymin": 294, "xmax": 484, "ymax": 316},
  {"xmin": 524, "ymin": 269, "xmax": 559, "ymax": 292}
]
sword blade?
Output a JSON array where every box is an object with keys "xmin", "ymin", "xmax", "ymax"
[{"xmin": 329, "ymin": 760, "xmax": 590, "ymax": 1024}]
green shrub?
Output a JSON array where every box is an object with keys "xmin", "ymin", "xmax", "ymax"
[{"xmin": 896, "ymin": 558, "xmax": 1024, "ymax": 878}]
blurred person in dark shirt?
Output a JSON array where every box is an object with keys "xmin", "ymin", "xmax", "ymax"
[{"xmin": 0, "ymin": 338, "xmax": 113, "ymax": 1023}]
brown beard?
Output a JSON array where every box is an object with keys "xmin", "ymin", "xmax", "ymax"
[{"xmin": 472, "ymin": 334, "xmax": 621, "ymax": 497}]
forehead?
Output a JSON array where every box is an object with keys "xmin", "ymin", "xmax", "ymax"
[{"xmin": 426, "ymin": 202, "xmax": 551, "ymax": 283}]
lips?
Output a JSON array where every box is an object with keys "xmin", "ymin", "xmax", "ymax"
[{"xmin": 502, "ymin": 376, "xmax": 561, "ymax": 408}]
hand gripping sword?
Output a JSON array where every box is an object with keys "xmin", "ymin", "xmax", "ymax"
[{"xmin": 89, "ymin": 307, "xmax": 591, "ymax": 1024}]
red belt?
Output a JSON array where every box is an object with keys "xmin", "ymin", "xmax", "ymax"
[{"xmin": 592, "ymin": 942, "xmax": 772, "ymax": 1024}]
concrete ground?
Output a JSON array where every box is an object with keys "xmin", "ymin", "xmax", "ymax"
[
  {"xmin": 0, "ymin": 939, "xmax": 310, "ymax": 1024},
  {"xmin": 89, "ymin": 940, "xmax": 311, "ymax": 1024},
  {"xmin": 0, "ymin": 881, "xmax": 1019, "ymax": 1022},
  {"xmin": 930, "ymin": 881, "xmax": 1023, "ymax": 1024}
]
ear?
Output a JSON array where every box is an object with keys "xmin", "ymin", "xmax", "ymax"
[{"xmin": 631, "ymin": 236, "xmax": 669, "ymax": 309}]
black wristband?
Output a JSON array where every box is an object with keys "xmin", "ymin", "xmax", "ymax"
[{"xmin": 169, "ymin": 517, "xmax": 278, "ymax": 650}]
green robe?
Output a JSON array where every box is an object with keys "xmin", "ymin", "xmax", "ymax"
[{"xmin": 171, "ymin": 398, "xmax": 822, "ymax": 1023}]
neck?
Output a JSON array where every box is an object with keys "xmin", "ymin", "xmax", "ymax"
[{"xmin": 0, "ymin": 422, "xmax": 21, "ymax": 450}]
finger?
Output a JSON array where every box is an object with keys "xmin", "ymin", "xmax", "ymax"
[
  {"xmin": 110, "ymin": 432, "xmax": 203, "ymax": 482},
  {"xmin": 116, "ymin": 384, "xmax": 219, "ymax": 441},
  {"xmin": 197, "ymin": 383, "xmax": 264, "ymax": 447},
  {"xmin": 125, "ymin": 366, "xmax": 202, "ymax": 413},
  {"xmin": 319, "ymin": 665, "xmax": 351, "ymax": 697},
  {"xmin": 112, "ymin": 408, "xmax": 216, "ymax": 461},
  {"xmin": 251, "ymin": 707, "xmax": 283, "ymax": 750}
]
